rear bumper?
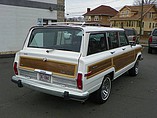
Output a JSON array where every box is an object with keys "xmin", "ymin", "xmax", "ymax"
[
  {"xmin": 149, "ymin": 44, "xmax": 157, "ymax": 48},
  {"xmin": 11, "ymin": 76, "xmax": 89, "ymax": 101}
]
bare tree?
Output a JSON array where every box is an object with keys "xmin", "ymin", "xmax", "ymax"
[{"xmin": 133, "ymin": 0, "xmax": 157, "ymax": 5}]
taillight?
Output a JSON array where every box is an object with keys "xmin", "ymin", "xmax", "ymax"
[
  {"xmin": 133, "ymin": 37, "xmax": 136, "ymax": 41},
  {"xmin": 14, "ymin": 62, "xmax": 18, "ymax": 75},
  {"xmin": 149, "ymin": 36, "xmax": 152, "ymax": 43},
  {"xmin": 77, "ymin": 73, "xmax": 83, "ymax": 90},
  {"xmin": 85, "ymin": 71, "xmax": 92, "ymax": 77}
]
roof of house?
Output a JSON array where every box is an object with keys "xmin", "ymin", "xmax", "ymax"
[
  {"xmin": 83, "ymin": 5, "xmax": 118, "ymax": 16},
  {"xmin": 111, "ymin": 4, "xmax": 156, "ymax": 21}
]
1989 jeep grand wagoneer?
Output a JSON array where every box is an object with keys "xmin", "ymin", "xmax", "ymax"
[{"xmin": 12, "ymin": 23, "xmax": 143, "ymax": 104}]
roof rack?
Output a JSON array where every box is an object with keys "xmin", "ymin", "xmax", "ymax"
[
  {"xmin": 47, "ymin": 22, "xmax": 109, "ymax": 27},
  {"xmin": 49, "ymin": 22, "xmax": 86, "ymax": 27}
]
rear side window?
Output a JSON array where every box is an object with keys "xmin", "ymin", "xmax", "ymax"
[
  {"xmin": 87, "ymin": 33, "xmax": 108, "ymax": 55},
  {"xmin": 152, "ymin": 29, "xmax": 157, "ymax": 36},
  {"xmin": 119, "ymin": 31, "xmax": 129, "ymax": 46},
  {"xmin": 107, "ymin": 32, "xmax": 119, "ymax": 49}
]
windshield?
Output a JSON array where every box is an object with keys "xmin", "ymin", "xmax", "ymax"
[{"xmin": 28, "ymin": 27, "xmax": 83, "ymax": 52}]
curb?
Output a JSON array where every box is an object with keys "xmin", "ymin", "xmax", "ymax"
[{"xmin": 0, "ymin": 54, "xmax": 15, "ymax": 58}]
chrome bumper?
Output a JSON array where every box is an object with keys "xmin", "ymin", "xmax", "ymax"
[
  {"xmin": 149, "ymin": 44, "xmax": 157, "ymax": 48},
  {"xmin": 12, "ymin": 76, "xmax": 89, "ymax": 101}
]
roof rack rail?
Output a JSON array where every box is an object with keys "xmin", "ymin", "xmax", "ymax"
[
  {"xmin": 48, "ymin": 22, "xmax": 86, "ymax": 26},
  {"xmin": 47, "ymin": 22, "xmax": 111, "ymax": 27}
]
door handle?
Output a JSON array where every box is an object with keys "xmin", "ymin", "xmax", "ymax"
[
  {"xmin": 122, "ymin": 48, "xmax": 126, "ymax": 51},
  {"xmin": 110, "ymin": 51, "xmax": 115, "ymax": 54},
  {"xmin": 92, "ymin": 66, "xmax": 98, "ymax": 69}
]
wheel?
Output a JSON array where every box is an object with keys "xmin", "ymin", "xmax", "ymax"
[
  {"xmin": 148, "ymin": 47, "xmax": 152, "ymax": 54},
  {"xmin": 129, "ymin": 60, "xmax": 139, "ymax": 76},
  {"xmin": 94, "ymin": 75, "xmax": 112, "ymax": 104}
]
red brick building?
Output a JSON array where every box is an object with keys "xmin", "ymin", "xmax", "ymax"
[{"xmin": 83, "ymin": 5, "xmax": 118, "ymax": 26}]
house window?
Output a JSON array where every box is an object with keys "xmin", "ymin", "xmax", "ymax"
[
  {"xmin": 137, "ymin": 21, "xmax": 141, "ymax": 27},
  {"xmin": 108, "ymin": 16, "xmax": 111, "ymax": 21},
  {"xmin": 120, "ymin": 11, "xmax": 125, "ymax": 17},
  {"xmin": 100, "ymin": 16, "xmax": 103, "ymax": 20},
  {"xmin": 132, "ymin": 21, "xmax": 134, "ymax": 27},
  {"xmin": 85, "ymin": 16, "xmax": 91, "ymax": 21},
  {"xmin": 147, "ymin": 12, "xmax": 153, "ymax": 19},
  {"xmin": 149, "ymin": 23, "xmax": 151, "ymax": 28},
  {"xmin": 113, "ymin": 21, "xmax": 116, "ymax": 27},
  {"xmin": 85, "ymin": 16, "xmax": 88, "ymax": 21},
  {"xmin": 143, "ymin": 22, "xmax": 144, "ymax": 28},
  {"xmin": 126, "ymin": 10, "xmax": 129, "ymax": 17},
  {"xmin": 153, "ymin": 23, "xmax": 155, "ymax": 28},
  {"xmin": 129, "ymin": 21, "xmax": 131, "ymax": 27},
  {"xmin": 94, "ymin": 16, "xmax": 99, "ymax": 21},
  {"xmin": 134, "ymin": 21, "xmax": 136, "ymax": 27},
  {"xmin": 150, "ymin": 12, "xmax": 153, "ymax": 18},
  {"xmin": 120, "ymin": 10, "xmax": 129, "ymax": 17}
]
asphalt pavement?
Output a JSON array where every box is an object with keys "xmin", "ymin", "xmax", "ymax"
[{"xmin": 0, "ymin": 47, "xmax": 157, "ymax": 118}]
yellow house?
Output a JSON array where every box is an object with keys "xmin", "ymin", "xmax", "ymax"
[
  {"xmin": 110, "ymin": 4, "xmax": 157, "ymax": 35},
  {"xmin": 84, "ymin": 5, "xmax": 118, "ymax": 26}
]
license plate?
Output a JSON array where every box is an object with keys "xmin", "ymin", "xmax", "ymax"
[{"xmin": 39, "ymin": 73, "xmax": 51, "ymax": 83}]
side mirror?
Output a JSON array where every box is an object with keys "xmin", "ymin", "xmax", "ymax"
[{"xmin": 129, "ymin": 41, "xmax": 136, "ymax": 46}]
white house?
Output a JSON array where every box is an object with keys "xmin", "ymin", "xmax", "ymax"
[{"xmin": 0, "ymin": 0, "xmax": 65, "ymax": 54}]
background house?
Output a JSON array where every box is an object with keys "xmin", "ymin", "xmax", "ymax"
[
  {"xmin": 83, "ymin": 5, "xmax": 118, "ymax": 26},
  {"xmin": 110, "ymin": 4, "xmax": 157, "ymax": 36},
  {"xmin": 0, "ymin": 0, "xmax": 65, "ymax": 54}
]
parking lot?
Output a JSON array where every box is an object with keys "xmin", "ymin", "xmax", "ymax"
[{"xmin": 0, "ymin": 47, "xmax": 157, "ymax": 118}]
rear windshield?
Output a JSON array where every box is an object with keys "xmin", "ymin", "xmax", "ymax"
[
  {"xmin": 152, "ymin": 29, "xmax": 157, "ymax": 36},
  {"xmin": 125, "ymin": 29, "xmax": 136, "ymax": 36},
  {"xmin": 28, "ymin": 27, "xmax": 83, "ymax": 52}
]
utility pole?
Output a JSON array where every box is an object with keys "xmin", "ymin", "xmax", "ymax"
[{"xmin": 139, "ymin": 0, "xmax": 144, "ymax": 40}]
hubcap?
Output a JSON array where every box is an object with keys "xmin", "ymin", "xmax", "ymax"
[
  {"xmin": 101, "ymin": 77, "xmax": 111, "ymax": 100},
  {"xmin": 135, "ymin": 61, "xmax": 139, "ymax": 75}
]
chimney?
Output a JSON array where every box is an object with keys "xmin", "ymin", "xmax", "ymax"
[{"xmin": 87, "ymin": 8, "xmax": 90, "ymax": 12}]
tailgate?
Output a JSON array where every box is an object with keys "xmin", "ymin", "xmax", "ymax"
[
  {"xmin": 15, "ymin": 49, "xmax": 81, "ymax": 88},
  {"xmin": 152, "ymin": 36, "xmax": 157, "ymax": 44},
  {"xmin": 19, "ymin": 56, "xmax": 77, "ymax": 78}
]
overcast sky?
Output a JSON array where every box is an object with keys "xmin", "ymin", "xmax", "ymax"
[{"xmin": 65, "ymin": 0, "xmax": 134, "ymax": 17}]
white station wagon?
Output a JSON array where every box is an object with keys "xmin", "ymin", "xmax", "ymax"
[{"xmin": 12, "ymin": 23, "xmax": 143, "ymax": 104}]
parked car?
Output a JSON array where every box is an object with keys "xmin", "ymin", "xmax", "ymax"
[
  {"xmin": 124, "ymin": 28, "xmax": 139, "ymax": 44},
  {"xmin": 148, "ymin": 28, "xmax": 157, "ymax": 53},
  {"xmin": 12, "ymin": 23, "xmax": 143, "ymax": 104}
]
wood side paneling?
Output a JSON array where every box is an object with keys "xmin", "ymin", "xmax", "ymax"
[
  {"xmin": 87, "ymin": 49, "xmax": 141, "ymax": 79},
  {"xmin": 135, "ymin": 47, "xmax": 142, "ymax": 55},
  {"xmin": 87, "ymin": 58, "xmax": 112, "ymax": 79},
  {"xmin": 113, "ymin": 51, "xmax": 135, "ymax": 72},
  {"xmin": 19, "ymin": 56, "xmax": 77, "ymax": 78}
]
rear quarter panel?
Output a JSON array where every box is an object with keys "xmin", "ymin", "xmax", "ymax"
[{"xmin": 79, "ymin": 50, "xmax": 115, "ymax": 94}]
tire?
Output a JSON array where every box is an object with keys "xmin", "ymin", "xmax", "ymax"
[
  {"xmin": 94, "ymin": 75, "xmax": 112, "ymax": 104},
  {"xmin": 148, "ymin": 47, "xmax": 152, "ymax": 54},
  {"xmin": 129, "ymin": 60, "xmax": 139, "ymax": 76}
]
